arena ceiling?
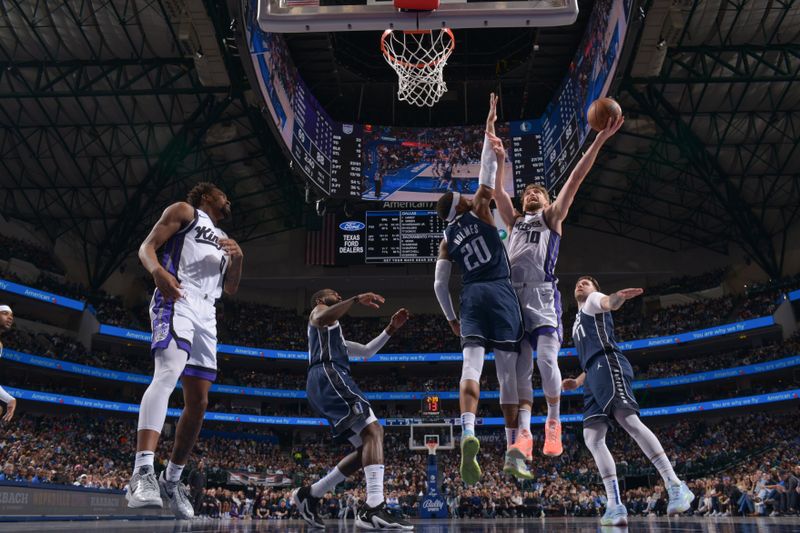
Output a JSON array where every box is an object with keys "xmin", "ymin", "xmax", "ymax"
[
  {"xmin": 0, "ymin": 0, "xmax": 305, "ymax": 289},
  {"xmin": 0, "ymin": 0, "xmax": 798, "ymax": 289}
]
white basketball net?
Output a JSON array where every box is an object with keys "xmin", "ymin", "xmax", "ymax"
[{"xmin": 381, "ymin": 29, "xmax": 455, "ymax": 108}]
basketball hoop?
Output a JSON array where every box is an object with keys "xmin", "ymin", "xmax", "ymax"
[
  {"xmin": 424, "ymin": 434, "xmax": 439, "ymax": 455},
  {"xmin": 381, "ymin": 28, "xmax": 455, "ymax": 108},
  {"xmin": 425, "ymin": 440, "xmax": 439, "ymax": 455}
]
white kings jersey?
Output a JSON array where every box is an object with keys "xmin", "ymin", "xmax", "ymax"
[
  {"xmin": 506, "ymin": 210, "xmax": 561, "ymax": 284},
  {"xmin": 160, "ymin": 208, "xmax": 229, "ymax": 299}
]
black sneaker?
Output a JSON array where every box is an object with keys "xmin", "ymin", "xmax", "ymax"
[
  {"xmin": 292, "ymin": 486, "xmax": 325, "ymax": 528},
  {"xmin": 355, "ymin": 502, "xmax": 413, "ymax": 530}
]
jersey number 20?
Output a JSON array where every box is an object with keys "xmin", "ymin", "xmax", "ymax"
[{"xmin": 462, "ymin": 236, "xmax": 492, "ymax": 271}]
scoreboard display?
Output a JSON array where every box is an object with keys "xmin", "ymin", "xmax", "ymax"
[
  {"xmin": 365, "ymin": 211, "xmax": 447, "ymax": 263},
  {"xmin": 336, "ymin": 209, "xmax": 447, "ymax": 264}
]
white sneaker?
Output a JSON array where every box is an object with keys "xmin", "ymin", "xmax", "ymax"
[
  {"xmin": 126, "ymin": 465, "xmax": 163, "ymax": 508},
  {"xmin": 601, "ymin": 504, "xmax": 628, "ymax": 526},
  {"xmin": 667, "ymin": 482, "xmax": 695, "ymax": 516},
  {"xmin": 158, "ymin": 471, "xmax": 195, "ymax": 519}
]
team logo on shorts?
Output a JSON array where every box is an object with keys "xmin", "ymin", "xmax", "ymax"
[{"xmin": 153, "ymin": 322, "xmax": 170, "ymax": 343}]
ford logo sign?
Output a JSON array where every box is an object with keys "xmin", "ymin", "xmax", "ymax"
[{"xmin": 339, "ymin": 221, "xmax": 365, "ymax": 232}]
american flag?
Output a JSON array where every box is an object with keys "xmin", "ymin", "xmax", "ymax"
[{"xmin": 305, "ymin": 213, "xmax": 337, "ymax": 265}]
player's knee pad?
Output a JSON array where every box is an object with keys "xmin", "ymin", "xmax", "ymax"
[
  {"xmin": 536, "ymin": 332, "xmax": 562, "ymax": 398},
  {"xmin": 494, "ymin": 349, "xmax": 519, "ymax": 404},
  {"xmin": 460, "ymin": 346, "xmax": 485, "ymax": 384},
  {"xmin": 515, "ymin": 341, "xmax": 534, "ymax": 403},
  {"xmin": 582, "ymin": 425, "xmax": 607, "ymax": 450},
  {"xmin": 138, "ymin": 341, "xmax": 185, "ymax": 432}
]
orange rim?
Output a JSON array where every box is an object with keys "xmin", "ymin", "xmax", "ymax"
[{"xmin": 381, "ymin": 28, "xmax": 455, "ymax": 69}]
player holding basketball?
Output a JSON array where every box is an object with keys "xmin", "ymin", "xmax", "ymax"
[
  {"xmin": 433, "ymin": 126, "xmax": 524, "ymax": 485},
  {"xmin": 127, "ymin": 182, "xmax": 243, "ymax": 519},
  {"xmin": 292, "ymin": 289, "xmax": 413, "ymax": 530},
  {"xmin": 562, "ymin": 276, "xmax": 694, "ymax": 525},
  {"xmin": 489, "ymin": 93, "xmax": 623, "ymax": 465},
  {"xmin": 0, "ymin": 305, "xmax": 17, "ymax": 423}
]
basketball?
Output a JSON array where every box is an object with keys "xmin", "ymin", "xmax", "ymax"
[{"xmin": 588, "ymin": 97, "xmax": 622, "ymax": 131}]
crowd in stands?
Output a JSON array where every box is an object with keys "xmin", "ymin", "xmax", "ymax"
[
  {"xmin": 1, "ymin": 412, "xmax": 797, "ymax": 518},
  {"xmin": 0, "ymin": 234, "xmax": 64, "ymax": 274}
]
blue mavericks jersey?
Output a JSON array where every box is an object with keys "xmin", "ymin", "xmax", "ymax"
[
  {"xmin": 571, "ymin": 307, "xmax": 620, "ymax": 371},
  {"xmin": 445, "ymin": 211, "xmax": 511, "ymax": 285},
  {"xmin": 308, "ymin": 322, "xmax": 350, "ymax": 369}
]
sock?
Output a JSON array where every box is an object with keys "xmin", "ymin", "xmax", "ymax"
[
  {"xmin": 165, "ymin": 461, "xmax": 185, "ymax": 483},
  {"xmin": 603, "ymin": 476, "xmax": 622, "ymax": 506},
  {"xmin": 364, "ymin": 464, "xmax": 385, "ymax": 507},
  {"xmin": 546, "ymin": 400, "xmax": 560, "ymax": 421},
  {"xmin": 134, "ymin": 451, "xmax": 155, "ymax": 474},
  {"xmin": 651, "ymin": 453, "xmax": 680, "ymax": 486},
  {"xmin": 461, "ymin": 412, "xmax": 476, "ymax": 436},
  {"xmin": 518, "ymin": 408, "xmax": 531, "ymax": 433},
  {"xmin": 311, "ymin": 466, "xmax": 346, "ymax": 498},
  {"xmin": 505, "ymin": 427, "xmax": 517, "ymax": 447}
]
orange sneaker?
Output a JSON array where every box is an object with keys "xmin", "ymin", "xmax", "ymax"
[
  {"xmin": 543, "ymin": 419, "xmax": 563, "ymax": 457},
  {"xmin": 506, "ymin": 429, "xmax": 533, "ymax": 462}
]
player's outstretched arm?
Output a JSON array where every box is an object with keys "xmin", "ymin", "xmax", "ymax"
[
  {"xmin": 346, "ymin": 308, "xmax": 410, "ymax": 359},
  {"xmin": 139, "ymin": 202, "xmax": 196, "ymax": 302},
  {"xmin": 434, "ymin": 240, "xmax": 460, "ymax": 337},
  {"xmin": 562, "ymin": 372, "xmax": 586, "ymax": 391},
  {"xmin": 310, "ymin": 292, "xmax": 385, "ymax": 328},
  {"xmin": 598, "ymin": 288, "xmax": 644, "ymax": 312},
  {"xmin": 547, "ymin": 115, "xmax": 624, "ymax": 230},
  {"xmin": 472, "ymin": 93, "xmax": 503, "ymax": 225}
]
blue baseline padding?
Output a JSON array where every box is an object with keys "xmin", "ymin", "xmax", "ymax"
[
  {"xmin": 98, "ymin": 315, "xmax": 776, "ymax": 363},
  {"xmin": 0, "ymin": 278, "xmax": 85, "ymax": 311},
  {"xmin": 5, "ymin": 386, "xmax": 799, "ymax": 426},
  {"xmin": 789, "ymin": 289, "xmax": 800, "ymax": 301},
  {"xmin": 6, "ymin": 348, "xmax": 799, "ymax": 401}
]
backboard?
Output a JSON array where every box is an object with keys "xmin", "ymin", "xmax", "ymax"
[
  {"xmin": 258, "ymin": 0, "xmax": 579, "ymax": 33},
  {"xmin": 409, "ymin": 422, "xmax": 455, "ymax": 451}
]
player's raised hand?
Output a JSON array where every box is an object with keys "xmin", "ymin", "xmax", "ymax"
[
  {"xmin": 448, "ymin": 318, "xmax": 461, "ymax": 337},
  {"xmin": 390, "ymin": 308, "xmax": 410, "ymax": 330},
  {"xmin": 596, "ymin": 114, "xmax": 624, "ymax": 144},
  {"xmin": 356, "ymin": 292, "xmax": 385, "ymax": 309},
  {"xmin": 153, "ymin": 267, "xmax": 183, "ymax": 301},
  {"xmin": 561, "ymin": 378, "xmax": 581, "ymax": 391},
  {"xmin": 486, "ymin": 92, "xmax": 499, "ymax": 134},
  {"xmin": 2, "ymin": 398, "xmax": 16, "ymax": 422},
  {"xmin": 616, "ymin": 288, "xmax": 644, "ymax": 301},
  {"xmin": 219, "ymin": 238, "xmax": 243, "ymax": 259}
]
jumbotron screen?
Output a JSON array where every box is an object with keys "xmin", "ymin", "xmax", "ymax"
[{"xmin": 244, "ymin": 0, "xmax": 632, "ymax": 202}]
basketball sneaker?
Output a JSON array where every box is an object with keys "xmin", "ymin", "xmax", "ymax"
[
  {"xmin": 158, "ymin": 471, "xmax": 194, "ymax": 519},
  {"xmin": 503, "ymin": 452, "xmax": 533, "ymax": 480},
  {"xmin": 293, "ymin": 486, "xmax": 325, "ymax": 528},
  {"xmin": 667, "ymin": 482, "xmax": 695, "ymax": 515},
  {"xmin": 355, "ymin": 502, "xmax": 413, "ymax": 529},
  {"xmin": 125, "ymin": 465, "xmax": 162, "ymax": 508},
  {"xmin": 542, "ymin": 419, "xmax": 563, "ymax": 457},
  {"xmin": 459, "ymin": 434, "xmax": 482, "ymax": 485},
  {"xmin": 507, "ymin": 428, "xmax": 533, "ymax": 461},
  {"xmin": 600, "ymin": 503, "xmax": 628, "ymax": 526}
]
